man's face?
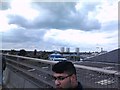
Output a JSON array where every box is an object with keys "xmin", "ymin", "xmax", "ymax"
[{"xmin": 53, "ymin": 73, "xmax": 73, "ymax": 89}]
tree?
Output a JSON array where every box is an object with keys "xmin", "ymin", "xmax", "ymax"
[
  {"xmin": 18, "ymin": 49, "xmax": 27, "ymax": 56},
  {"xmin": 10, "ymin": 49, "xmax": 16, "ymax": 55},
  {"xmin": 34, "ymin": 49, "xmax": 37, "ymax": 56}
]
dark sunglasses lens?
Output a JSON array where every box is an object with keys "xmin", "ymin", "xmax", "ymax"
[
  {"xmin": 53, "ymin": 77, "xmax": 57, "ymax": 80},
  {"xmin": 58, "ymin": 77, "xmax": 65, "ymax": 80},
  {"xmin": 53, "ymin": 76, "xmax": 66, "ymax": 80}
]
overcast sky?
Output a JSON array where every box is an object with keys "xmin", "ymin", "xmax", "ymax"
[{"xmin": 0, "ymin": 0, "xmax": 119, "ymax": 52}]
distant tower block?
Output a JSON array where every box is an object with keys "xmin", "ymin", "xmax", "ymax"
[
  {"xmin": 75, "ymin": 48, "xmax": 79, "ymax": 53},
  {"xmin": 66, "ymin": 48, "xmax": 70, "ymax": 53},
  {"xmin": 61, "ymin": 47, "xmax": 65, "ymax": 52}
]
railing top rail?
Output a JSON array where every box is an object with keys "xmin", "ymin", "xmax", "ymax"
[
  {"xmin": 75, "ymin": 64, "xmax": 119, "ymax": 75},
  {"xmin": 3, "ymin": 53, "xmax": 120, "ymax": 76},
  {"xmin": 3, "ymin": 53, "xmax": 58, "ymax": 65}
]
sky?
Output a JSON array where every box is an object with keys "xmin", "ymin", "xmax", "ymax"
[{"xmin": 0, "ymin": 0, "xmax": 119, "ymax": 52}]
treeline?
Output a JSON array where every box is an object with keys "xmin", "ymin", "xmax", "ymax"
[
  {"xmin": 2, "ymin": 49, "xmax": 51, "ymax": 60},
  {"xmin": 2, "ymin": 49, "xmax": 93, "ymax": 61}
]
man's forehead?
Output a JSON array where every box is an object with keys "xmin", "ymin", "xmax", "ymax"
[{"xmin": 53, "ymin": 73, "xmax": 68, "ymax": 76}]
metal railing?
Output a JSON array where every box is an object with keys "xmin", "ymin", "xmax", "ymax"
[{"xmin": 2, "ymin": 53, "xmax": 120, "ymax": 89}]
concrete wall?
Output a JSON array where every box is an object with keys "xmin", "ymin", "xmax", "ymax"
[{"xmin": 3, "ymin": 67, "xmax": 40, "ymax": 88}]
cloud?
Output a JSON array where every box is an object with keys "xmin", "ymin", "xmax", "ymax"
[
  {"xmin": 95, "ymin": 0, "xmax": 118, "ymax": 23},
  {"xmin": 4, "ymin": 1, "xmax": 117, "ymax": 31},
  {"xmin": 2, "ymin": 27, "xmax": 46, "ymax": 43},
  {"xmin": 102, "ymin": 21, "xmax": 118, "ymax": 31},
  {"xmin": 7, "ymin": 2, "xmax": 102, "ymax": 30},
  {"xmin": 43, "ymin": 29, "xmax": 118, "ymax": 51},
  {"xmin": 1, "ymin": 0, "xmax": 118, "ymax": 51}
]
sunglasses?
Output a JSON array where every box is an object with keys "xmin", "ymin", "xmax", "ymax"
[{"xmin": 53, "ymin": 74, "xmax": 72, "ymax": 81}]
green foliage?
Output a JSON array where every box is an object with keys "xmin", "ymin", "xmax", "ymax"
[
  {"xmin": 18, "ymin": 49, "xmax": 27, "ymax": 56},
  {"xmin": 34, "ymin": 49, "xmax": 37, "ymax": 56},
  {"xmin": 10, "ymin": 49, "xmax": 16, "ymax": 55}
]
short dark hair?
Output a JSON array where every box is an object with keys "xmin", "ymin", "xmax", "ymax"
[{"xmin": 52, "ymin": 61, "xmax": 76, "ymax": 75}]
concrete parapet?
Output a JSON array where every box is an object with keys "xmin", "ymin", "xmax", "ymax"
[{"xmin": 3, "ymin": 67, "xmax": 39, "ymax": 88}]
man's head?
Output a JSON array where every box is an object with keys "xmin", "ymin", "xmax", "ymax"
[{"xmin": 52, "ymin": 61, "xmax": 78, "ymax": 89}]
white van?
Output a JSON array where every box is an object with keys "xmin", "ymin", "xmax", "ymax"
[{"xmin": 49, "ymin": 53, "xmax": 67, "ymax": 61}]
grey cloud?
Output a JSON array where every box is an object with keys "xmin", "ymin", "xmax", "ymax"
[
  {"xmin": 8, "ymin": 15, "xmax": 28, "ymax": 28},
  {"xmin": 102, "ymin": 21, "xmax": 118, "ymax": 31},
  {"xmin": 8, "ymin": 2, "xmax": 101, "ymax": 31},
  {"xmin": 2, "ymin": 29, "xmax": 31, "ymax": 43},
  {"xmin": 35, "ymin": 2, "xmax": 101, "ymax": 30},
  {"xmin": 2, "ymin": 27, "xmax": 51, "ymax": 50},
  {"xmin": 2, "ymin": 28, "xmax": 45, "ymax": 43}
]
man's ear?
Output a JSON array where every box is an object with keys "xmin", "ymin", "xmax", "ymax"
[
  {"xmin": 70, "ymin": 74, "xmax": 77, "ymax": 82},
  {"xmin": 70, "ymin": 74, "xmax": 78, "ymax": 87}
]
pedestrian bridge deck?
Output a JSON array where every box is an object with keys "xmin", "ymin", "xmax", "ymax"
[{"xmin": 2, "ymin": 54, "xmax": 120, "ymax": 89}]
